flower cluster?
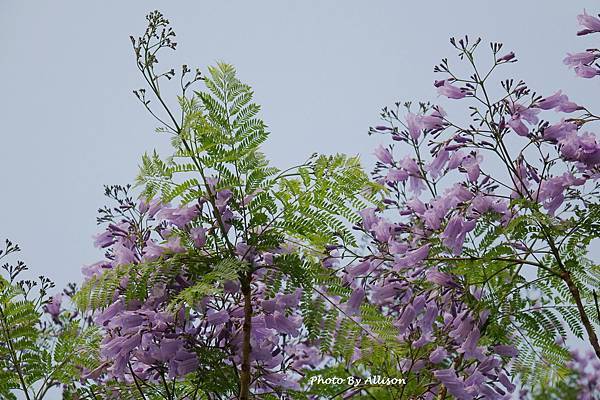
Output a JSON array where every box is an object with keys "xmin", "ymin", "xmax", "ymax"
[
  {"xmin": 75, "ymin": 9, "xmax": 600, "ymax": 398},
  {"xmin": 82, "ymin": 192, "xmax": 200, "ymax": 381},
  {"xmin": 92, "ymin": 297, "xmax": 198, "ymax": 380},
  {"xmin": 336, "ymin": 11, "xmax": 600, "ymax": 398},
  {"xmin": 81, "ymin": 186, "xmax": 324, "ymax": 394},
  {"xmin": 565, "ymin": 350, "xmax": 600, "ymax": 400},
  {"xmin": 341, "ymin": 207, "xmax": 518, "ymax": 399},
  {"xmin": 564, "ymin": 10, "xmax": 600, "ymax": 78}
]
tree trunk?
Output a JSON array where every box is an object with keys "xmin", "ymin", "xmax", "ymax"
[
  {"xmin": 239, "ymin": 276, "xmax": 253, "ymax": 400},
  {"xmin": 561, "ymin": 270, "xmax": 600, "ymax": 359}
]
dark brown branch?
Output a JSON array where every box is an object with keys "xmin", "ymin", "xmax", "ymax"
[
  {"xmin": 539, "ymin": 220, "xmax": 600, "ymax": 360},
  {"xmin": 239, "ymin": 274, "xmax": 253, "ymax": 400},
  {"xmin": 561, "ymin": 270, "xmax": 600, "ymax": 359}
]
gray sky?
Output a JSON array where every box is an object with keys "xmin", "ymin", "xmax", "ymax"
[{"xmin": 1, "ymin": 1, "xmax": 599, "ymax": 291}]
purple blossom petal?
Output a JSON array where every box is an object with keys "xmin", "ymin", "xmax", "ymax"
[
  {"xmin": 190, "ymin": 227, "xmax": 207, "ymax": 248},
  {"xmin": 374, "ymin": 145, "xmax": 394, "ymax": 164},
  {"xmin": 437, "ymin": 81, "xmax": 466, "ymax": 99},
  {"xmin": 577, "ymin": 10, "xmax": 600, "ymax": 35}
]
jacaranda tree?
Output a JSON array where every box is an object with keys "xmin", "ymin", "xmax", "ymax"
[
  {"xmin": 70, "ymin": 11, "xmax": 376, "ymax": 400},
  {"xmin": 0, "ymin": 240, "xmax": 99, "ymax": 399},
  {"xmin": 334, "ymin": 9, "xmax": 600, "ymax": 399},
  {"xmin": 2, "ymin": 7, "xmax": 600, "ymax": 400}
]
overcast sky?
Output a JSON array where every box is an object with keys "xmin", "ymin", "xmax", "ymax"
[{"xmin": 1, "ymin": 1, "xmax": 599, "ymax": 292}]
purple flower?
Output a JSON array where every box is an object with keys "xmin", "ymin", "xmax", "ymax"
[
  {"xmin": 266, "ymin": 312, "xmax": 301, "ymax": 335},
  {"xmin": 164, "ymin": 236, "xmax": 185, "ymax": 253},
  {"xmin": 508, "ymin": 103, "xmax": 539, "ymax": 136},
  {"xmin": 169, "ymin": 350, "xmax": 199, "ymax": 378},
  {"xmin": 94, "ymin": 299, "xmax": 124, "ymax": 326},
  {"xmin": 223, "ymin": 279, "xmax": 240, "ymax": 294},
  {"xmin": 447, "ymin": 150, "xmax": 466, "ymax": 170},
  {"xmin": 113, "ymin": 242, "xmax": 136, "ymax": 266},
  {"xmin": 261, "ymin": 373, "xmax": 300, "ymax": 391},
  {"xmin": 82, "ymin": 261, "xmax": 111, "ymax": 280},
  {"xmin": 359, "ymin": 208, "xmax": 378, "ymax": 231},
  {"xmin": 139, "ymin": 197, "xmax": 165, "ymax": 218},
  {"xmin": 190, "ymin": 227, "xmax": 207, "ymax": 248},
  {"xmin": 107, "ymin": 334, "xmax": 141, "ymax": 358},
  {"xmin": 514, "ymin": 104, "xmax": 539, "ymax": 124},
  {"xmin": 242, "ymin": 189, "xmax": 263, "ymax": 206},
  {"xmin": 575, "ymin": 64, "xmax": 600, "ymax": 78},
  {"xmin": 207, "ymin": 310, "xmax": 230, "ymax": 326},
  {"xmin": 457, "ymin": 327, "xmax": 484, "ymax": 360},
  {"xmin": 142, "ymin": 240, "xmax": 165, "ymax": 261},
  {"xmin": 412, "ymin": 294, "xmax": 427, "ymax": 314},
  {"xmin": 423, "ymin": 203, "xmax": 447, "ymax": 230},
  {"xmin": 220, "ymin": 209, "xmax": 235, "ymax": 233},
  {"xmin": 400, "ymin": 156, "xmax": 425, "ymax": 194},
  {"xmin": 396, "ymin": 304, "xmax": 416, "ymax": 333},
  {"xmin": 497, "ymin": 51, "xmax": 516, "ymax": 63},
  {"xmin": 409, "ymin": 176, "xmax": 426, "ymax": 195},
  {"xmin": 394, "ymin": 244, "xmax": 430, "ymax": 270},
  {"xmin": 427, "ymin": 149, "xmax": 449, "ymax": 179},
  {"xmin": 93, "ymin": 230, "xmax": 115, "ymax": 248},
  {"xmin": 498, "ymin": 372, "xmax": 516, "ymax": 393},
  {"xmin": 277, "ymin": 288, "xmax": 302, "ymax": 308},
  {"xmin": 374, "ymin": 145, "xmax": 394, "ymax": 164},
  {"xmin": 345, "ymin": 287, "xmax": 365, "ymax": 315},
  {"xmin": 112, "ymin": 312, "xmax": 144, "ymax": 331},
  {"xmin": 433, "ymin": 368, "xmax": 471, "ymax": 399},
  {"xmin": 441, "ymin": 215, "xmax": 476, "ymax": 255},
  {"xmin": 543, "ymin": 120, "xmax": 578, "ymax": 142},
  {"xmin": 371, "ymin": 282, "xmax": 401, "ymax": 304},
  {"xmin": 564, "ymin": 51, "xmax": 598, "ymax": 67},
  {"xmin": 158, "ymin": 204, "xmax": 199, "ymax": 228},
  {"xmin": 537, "ymin": 172, "xmax": 585, "ymax": 214},
  {"xmin": 44, "ymin": 294, "xmax": 62, "ymax": 320},
  {"xmin": 291, "ymin": 344, "xmax": 321, "ymax": 369},
  {"xmin": 556, "ymin": 100, "xmax": 582, "ymax": 113},
  {"xmin": 373, "ymin": 220, "xmax": 392, "ymax": 243},
  {"xmin": 437, "ymin": 81, "xmax": 466, "ymax": 99},
  {"xmin": 536, "ymin": 90, "xmax": 582, "ymax": 113},
  {"xmin": 559, "ymin": 131, "xmax": 600, "ymax": 168},
  {"xmin": 419, "ymin": 303, "xmax": 438, "ymax": 335},
  {"xmin": 420, "ymin": 107, "xmax": 446, "ymax": 130},
  {"xmin": 537, "ymin": 91, "xmax": 565, "ymax": 110},
  {"xmin": 81, "ymin": 363, "xmax": 108, "ymax": 380},
  {"xmin": 429, "ymin": 347, "xmax": 448, "ymax": 363},
  {"xmin": 215, "ymin": 190, "xmax": 233, "ymax": 210},
  {"xmin": 460, "ymin": 152, "xmax": 482, "ymax": 182},
  {"xmin": 153, "ymin": 338, "xmax": 183, "ymax": 362},
  {"xmin": 426, "ymin": 270, "xmax": 457, "ymax": 288},
  {"xmin": 406, "ymin": 198, "xmax": 426, "ymax": 214},
  {"xmin": 577, "ymin": 10, "xmax": 600, "ymax": 35},
  {"xmin": 149, "ymin": 200, "xmax": 166, "ymax": 217},
  {"xmin": 261, "ymin": 299, "xmax": 277, "ymax": 314},
  {"xmin": 406, "ymin": 112, "xmax": 422, "ymax": 140},
  {"xmin": 385, "ymin": 168, "xmax": 409, "ymax": 182},
  {"xmin": 101, "ymin": 337, "xmax": 127, "ymax": 360},
  {"xmin": 389, "ymin": 241, "xmax": 408, "ymax": 255},
  {"xmin": 344, "ymin": 260, "xmax": 375, "ymax": 282},
  {"xmin": 508, "ymin": 117, "xmax": 528, "ymax": 136},
  {"xmin": 469, "ymin": 195, "xmax": 493, "ymax": 216},
  {"xmin": 400, "ymin": 156, "xmax": 419, "ymax": 175},
  {"xmin": 493, "ymin": 344, "xmax": 518, "ymax": 357}
]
